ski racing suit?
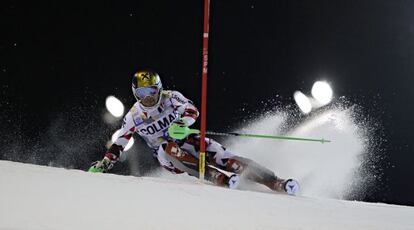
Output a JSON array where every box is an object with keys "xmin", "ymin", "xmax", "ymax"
[{"xmin": 103, "ymin": 90, "xmax": 287, "ymax": 191}]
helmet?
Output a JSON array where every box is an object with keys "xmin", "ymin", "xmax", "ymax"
[{"xmin": 131, "ymin": 70, "xmax": 163, "ymax": 109}]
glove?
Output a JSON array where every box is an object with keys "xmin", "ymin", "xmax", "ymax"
[
  {"xmin": 164, "ymin": 119, "xmax": 189, "ymax": 141},
  {"xmin": 88, "ymin": 153, "xmax": 118, "ymax": 173}
]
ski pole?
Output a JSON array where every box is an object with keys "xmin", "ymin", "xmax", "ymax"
[{"xmin": 168, "ymin": 124, "xmax": 331, "ymax": 144}]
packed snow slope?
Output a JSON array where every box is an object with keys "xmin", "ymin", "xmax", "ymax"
[{"xmin": 1, "ymin": 160, "xmax": 413, "ymax": 230}]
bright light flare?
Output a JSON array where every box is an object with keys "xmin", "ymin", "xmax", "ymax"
[
  {"xmin": 311, "ymin": 81, "xmax": 333, "ymax": 105},
  {"xmin": 111, "ymin": 130, "xmax": 134, "ymax": 151},
  {"xmin": 105, "ymin": 96, "xmax": 124, "ymax": 118},
  {"xmin": 294, "ymin": 91, "xmax": 312, "ymax": 114}
]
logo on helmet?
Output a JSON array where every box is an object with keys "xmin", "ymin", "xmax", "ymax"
[{"xmin": 141, "ymin": 72, "xmax": 151, "ymax": 80}]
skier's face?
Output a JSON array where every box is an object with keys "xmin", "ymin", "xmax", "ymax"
[
  {"xmin": 134, "ymin": 86, "xmax": 160, "ymax": 107},
  {"xmin": 140, "ymin": 93, "xmax": 159, "ymax": 107}
]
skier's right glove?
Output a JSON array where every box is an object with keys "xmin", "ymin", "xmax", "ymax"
[{"xmin": 88, "ymin": 153, "xmax": 118, "ymax": 173}]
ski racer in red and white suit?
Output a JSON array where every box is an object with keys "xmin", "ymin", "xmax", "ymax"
[{"xmin": 89, "ymin": 70, "xmax": 299, "ymax": 195}]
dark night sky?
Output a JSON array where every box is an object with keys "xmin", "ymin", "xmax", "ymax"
[{"xmin": 1, "ymin": 1, "xmax": 414, "ymax": 205}]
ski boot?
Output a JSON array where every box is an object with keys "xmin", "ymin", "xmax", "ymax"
[
  {"xmin": 269, "ymin": 178, "xmax": 300, "ymax": 195},
  {"xmin": 226, "ymin": 157, "xmax": 299, "ymax": 195},
  {"xmin": 283, "ymin": 179, "xmax": 300, "ymax": 195},
  {"xmin": 207, "ymin": 167, "xmax": 240, "ymax": 189}
]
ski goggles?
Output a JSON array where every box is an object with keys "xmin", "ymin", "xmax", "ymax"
[{"xmin": 134, "ymin": 86, "xmax": 160, "ymax": 99}]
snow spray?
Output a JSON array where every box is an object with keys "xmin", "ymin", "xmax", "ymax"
[{"xmin": 223, "ymin": 101, "xmax": 384, "ymax": 200}]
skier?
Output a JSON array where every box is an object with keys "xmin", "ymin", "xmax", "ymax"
[{"xmin": 89, "ymin": 70, "xmax": 299, "ymax": 195}]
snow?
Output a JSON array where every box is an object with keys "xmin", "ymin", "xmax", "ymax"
[
  {"xmin": 1, "ymin": 160, "xmax": 413, "ymax": 230},
  {"xmin": 225, "ymin": 106, "xmax": 376, "ymax": 199}
]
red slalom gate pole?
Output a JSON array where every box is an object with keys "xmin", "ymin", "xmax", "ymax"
[{"xmin": 199, "ymin": 0, "xmax": 210, "ymax": 181}]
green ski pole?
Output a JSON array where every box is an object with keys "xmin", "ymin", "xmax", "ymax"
[{"xmin": 168, "ymin": 124, "xmax": 331, "ymax": 144}]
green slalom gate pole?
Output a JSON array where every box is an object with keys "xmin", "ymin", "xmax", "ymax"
[{"xmin": 168, "ymin": 124, "xmax": 331, "ymax": 144}]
